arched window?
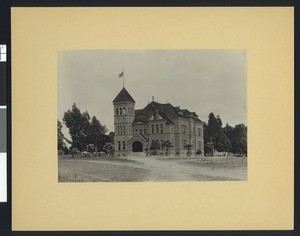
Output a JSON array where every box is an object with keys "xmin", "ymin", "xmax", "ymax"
[{"xmin": 116, "ymin": 108, "xmax": 119, "ymax": 115}]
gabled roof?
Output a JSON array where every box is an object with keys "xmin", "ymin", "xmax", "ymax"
[
  {"xmin": 133, "ymin": 101, "xmax": 202, "ymax": 124},
  {"xmin": 113, "ymin": 87, "xmax": 135, "ymax": 103}
]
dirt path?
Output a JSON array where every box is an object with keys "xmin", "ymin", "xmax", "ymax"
[
  {"xmin": 126, "ymin": 153, "xmax": 247, "ymax": 181},
  {"xmin": 59, "ymin": 153, "xmax": 247, "ymax": 182}
]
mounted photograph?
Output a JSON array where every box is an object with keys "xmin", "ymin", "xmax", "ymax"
[{"xmin": 58, "ymin": 50, "xmax": 247, "ymax": 182}]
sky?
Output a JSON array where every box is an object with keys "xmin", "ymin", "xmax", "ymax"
[{"xmin": 58, "ymin": 50, "xmax": 246, "ymax": 137}]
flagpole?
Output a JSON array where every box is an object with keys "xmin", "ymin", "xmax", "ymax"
[{"xmin": 123, "ymin": 68, "xmax": 125, "ymax": 88}]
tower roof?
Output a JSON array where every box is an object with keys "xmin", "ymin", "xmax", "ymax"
[{"xmin": 113, "ymin": 87, "xmax": 135, "ymax": 103}]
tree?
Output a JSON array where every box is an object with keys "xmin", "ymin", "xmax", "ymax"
[
  {"xmin": 88, "ymin": 116, "xmax": 108, "ymax": 152},
  {"xmin": 103, "ymin": 142, "xmax": 114, "ymax": 155},
  {"xmin": 63, "ymin": 103, "xmax": 113, "ymax": 154},
  {"xmin": 224, "ymin": 123, "xmax": 234, "ymax": 143},
  {"xmin": 63, "ymin": 103, "xmax": 92, "ymax": 151},
  {"xmin": 214, "ymin": 129, "xmax": 231, "ymax": 152},
  {"xmin": 231, "ymin": 124, "xmax": 247, "ymax": 155},
  {"xmin": 208, "ymin": 113, "xmax": 221, "ymax": 133},
  {"xmin": 204, "ymin": 113, "xmax": 223, "ymax": 155},
  {"xmin": 184, "ymin": 144, "xmax": 193, "ymax": 157},
  {"xmin": 57, "ymin": 120, "xmax": 66, "ymax": 151},
  {"xmin": 150, "ymin": 140, "xmax": 160, "ymax": 155},
  {"xmin": 203, "ymin": 122, "xmax": 213, "ymax": 155},
  {"xmin": 161, "ymin": 140, "xmax": 173, "ymax": 156},
  {"xmin": 107, "ymin": 131, "xmax": 115, "ymax": 143}
]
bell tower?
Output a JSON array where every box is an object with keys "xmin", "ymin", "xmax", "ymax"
[{"xmin": 113, "ymin": 87, "xmax": 135, "ymax": 157}]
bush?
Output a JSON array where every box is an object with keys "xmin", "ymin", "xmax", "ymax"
[{"xmin": 196, "ymin": 150, "xmax": 202, "ymax": 156}]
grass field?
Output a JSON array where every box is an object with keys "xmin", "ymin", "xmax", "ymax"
[{"xmin": 58, "ymin": 154, "xmax": 247, "ymax": 182}]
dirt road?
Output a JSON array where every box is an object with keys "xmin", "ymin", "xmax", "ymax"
[{"xmin": 58, "ymin": 153, "xmax": 247, "ymax": 182}]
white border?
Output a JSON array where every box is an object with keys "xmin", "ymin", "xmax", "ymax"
[{"xmin": 0, "ymin": 153, "xmax": 7, "ymax": 202}]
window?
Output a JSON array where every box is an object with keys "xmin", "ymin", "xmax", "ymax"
[
  {"xmin": 123, "ymin": 107, "xmax": 126, "ymax": 114},
  {"xmin": 182, "ymin": 139, "xmax": 186, "ymax": 148},
  {"xmin": 182, "ymin": 125, "xmax": 187, "ymax": 134},
  {"xmin": 123, "ymin": 126, "xmax": 125, "ymax": 135},
  {"xmin": 116, "ymin": 108, "xmax": 119, "ymax": 115},
  {"xmin": 118, "ymin": 141, "xmax": 121, "ymax": 150},
  {"xmin": 139, "ymin": 129, "xmax": 142, "ymax": 133},
  {"xmin": 143, "ymin": 129, "xmax": 146, "ymax": 134},
  {"xmin": 151, "ymin": 125, "xmax": 154, "ymax": 134},
  {"xmin": 120, "ymin": 107, "xmax": 123, "ymax": 115},
  {"xmin": 198, "ymin": 141, "xmax": 202, "ymax": 149},
  {"xmin": 156, "ymin": 124, "xmax": 159, "ymax": 133},
  {"xmin": 197, "ymin": 128, "xmax": 202, "ymax": 136},
  {"xmin": 122, "ymin": 141, "xmax": 126, "ymax": 150},
  {"xmin": 117, "ymin": 126, "xmax": 120, "ymax": 135},
  {"xmin": 160, "ymin": 124, "xmax": 163, "ymax": 133}
]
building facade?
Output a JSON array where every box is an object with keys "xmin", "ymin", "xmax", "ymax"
[{"xmin": 113, "ymin": 87, "xmax": 204, "ymax": 157}]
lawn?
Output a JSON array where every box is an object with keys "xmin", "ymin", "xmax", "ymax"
[
  {"xmin": 58, "ymin": 155, "xmax": 247, "ymax": 182},
  {"xmin": 58, "ymin": 158, "xmax": 149, "ymax": 182}
]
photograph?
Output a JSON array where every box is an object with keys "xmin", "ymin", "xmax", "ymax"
[{"xmin": 58, "ymin": 50, "xmax": 247, "ymax": 182}]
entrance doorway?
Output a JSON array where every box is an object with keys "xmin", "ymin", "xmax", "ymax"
[{"xmin": 132, "ymin": 141, "xmax": 143, "ymax": 152}]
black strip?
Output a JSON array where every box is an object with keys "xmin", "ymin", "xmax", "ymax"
[
  {"xmin": 10, "ymin": 0, "xmax": 294, "ymax": 7},
  {"xmin": 8, "ymin": 230, "xmax": 299, "ymax": 236},
  {"xmin": 0, "ymin": 110, "xmax": 6, "ymax": 152},
  {"xmin": 0, "ymin": 63, "xmax": 6, "ymax": 106}
]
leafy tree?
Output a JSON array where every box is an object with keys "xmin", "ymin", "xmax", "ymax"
[
  {"xmin": 103, "ymin": 142, "xmax": 114, "ymax": 155},
  {"xmin": 150, "ymin": 140, "xmax": 160, "ymax": 155},
  {"xmin": 231, "ymin": 124, "xmax": 247, "ymax": 155},
  {"xmin": 224, "ymin": 123, "xmax": 234, "ymax": 143},
  {"xmin": 63, "ymin": 103, "xmax": 84, "ymax": 151},
  {"xmin": 205, "ymin": 113, "xmax": 232, "ymax": 154},
  {"xmin": 88, "ymin": 116, "xmax": 108, "ymax": 152},
  {"xmin": 161, "ymin": 140, "xmax": 173, "ymax": 156},
  {"xmin": 203, "ymin": 123, "xmax": 213, "ymax": 155},
  {"xmin": 107, "ymin": 131, "xmax": 115, "ymax": 143},
  {"xmin": 57, "ymin": 120, "xmax": 66, "ymax": 151},
  {"xmin": 204, "ymin": 113, "xmax": 223, "ymax": 155},
  {"xmin": 214, "ymin": 129, "xmax": 231, "ymax": 152},
  {"xmin": 208, "ymin": 113, "xmax": 221, "ymax": 133},
  {"xmin": 63, "ymin": 103, "xmax": 112, "ymax": 154},
  {"xmin": 204, "ymin": 113, "xmax": 247, "ymax": 156}
]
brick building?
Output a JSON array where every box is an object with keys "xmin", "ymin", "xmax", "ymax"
[{"xmin": 113, "ymin": 87, "xmax": 204, "ymax": 157}]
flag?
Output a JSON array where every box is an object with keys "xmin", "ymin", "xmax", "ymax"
[{"xmin": 119, "ymin": 71, "xmax": 124, "ymax": 78}]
